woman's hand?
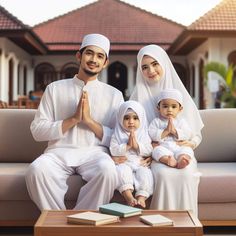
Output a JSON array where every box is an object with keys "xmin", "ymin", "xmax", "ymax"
[
  {"xmin": 140, "ymin": 156, "xmax": 152, "ymax": 167},
  {"xmin": 111, "ymin": 156, "xmax": 127, "ymax": 165},
  {"xmin": 176, "ymin": 140, "xmax": 196, "ymax": 149}
]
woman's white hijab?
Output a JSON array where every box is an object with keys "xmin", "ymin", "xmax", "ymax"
[
  {"xmin": 130, "ymin": 44, "xmax": 204, "ymax": 136},
  {"xmin": 114, "ymin": 101, "xmax": 150, "ymax": 144}
]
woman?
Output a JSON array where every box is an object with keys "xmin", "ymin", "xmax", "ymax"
[{"xmin": 130, "ymin": 44, "xmax": 204, "ymax": 216}]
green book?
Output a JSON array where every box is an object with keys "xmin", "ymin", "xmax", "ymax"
[{"xmin": 99, "ymin": 203, "xmax": 142, "ymax": 218}]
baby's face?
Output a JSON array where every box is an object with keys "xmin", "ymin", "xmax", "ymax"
[
  {"xmin": 123, "ymin": 112, "xmax": 140, "ymax": 132},
  {"xmin": 158, "ymin": 99, "xmax": 182, "ymax": 119},
  {"xmin": 141, "ymin": 55, "xmax": 164, "ymax": 83}
]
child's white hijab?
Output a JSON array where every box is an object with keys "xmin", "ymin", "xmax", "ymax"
[
  {"xmin": 130, "ymin": 44, "xmax": 204, "ymax": 136},
  {"xmin": 114, "ymin": 100, "xmax": 150, "ymax": 144}
]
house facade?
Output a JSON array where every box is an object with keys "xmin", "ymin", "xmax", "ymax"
[{"xmin": 0, "ymin": 0, "xmax": 235, "ymax": 108}]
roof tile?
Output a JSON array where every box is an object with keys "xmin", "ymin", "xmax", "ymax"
[
  {"xmin": 33, "ymin": 0, "xmax": 184, "ymax": 51},
  {"xmin": 189, "ymin": 0, "xmax": 236, "ymax": 31},
  {"xmin": 0, "ymin": 5, "xmax": 28, "ymax": 30}
]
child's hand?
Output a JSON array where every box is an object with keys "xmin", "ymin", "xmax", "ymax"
[
  {"xmin": 111, "ymin": 156, "xmax": 127, "ymax": 165},
  {"xmin": 130, "ymin": 130, "xmax": 139, "ymax": 151},
  {"xmin": 127, "ymin": 133, "xmax": 133, "ymax": 150},
  {"xmin": 151, "ymin": 141, "xmax": 159, "ymax": 148},
  {"xmin": 168, "ymin": 117, "xmax": 178, "ymax": 138},
  {"xmin": 140, "ymin": 156, "xmax": 152, "ymax": 167}
]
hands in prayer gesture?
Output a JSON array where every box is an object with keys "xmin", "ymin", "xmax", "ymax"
[
  {"xmin": 166, "ymin": 117, "xmax": 178, "ymax": 138},
  {"xmin": 127, "ymin": 130, "xmax": 139, "ymax": 151},
  {"xmin": 75, "ymin": 91, "xmax": 91, "ymax": 124}
]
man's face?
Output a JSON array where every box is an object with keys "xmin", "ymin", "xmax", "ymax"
[{"xmin": 78, "ymin": 45, "xmax": 108, "ymax": 76}]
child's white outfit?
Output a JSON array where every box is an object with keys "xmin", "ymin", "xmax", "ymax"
[
  {"xmin": 110, "ymin": 101, "xmax": 153, "ymax": 198},
  {"xmin": 149, "ymin": 116, "xmax": 194, "ymax": 161}
]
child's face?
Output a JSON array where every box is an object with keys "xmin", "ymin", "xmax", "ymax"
[
  {"xmin": 158, "ymin": 99, "xmax": 182, "ymax": 119},
  {"xmin": 123, "ymin": 112, "xmax": 140, "ymax": 132},
  {"xmin": 141, "ymin": 55, "xmax": 164, "ymax": 83}
]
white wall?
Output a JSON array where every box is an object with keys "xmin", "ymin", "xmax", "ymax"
[{"xmin": 0, "ymin": 38, "xmax": 32, "ymax": 102}]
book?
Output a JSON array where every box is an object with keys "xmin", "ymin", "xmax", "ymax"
[
  {"xmin": 99, "ymin": 202, "xmax": 142, "ymax": 218},
  {"xmin": 140, "ymin": 214, "xmax": 174, "ymax": 226},
  {"xmin": 67, "ymin": 211, "xmax": 120, "ymax": 226}
]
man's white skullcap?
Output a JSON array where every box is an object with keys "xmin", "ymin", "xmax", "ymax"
[
  {"xmin": 157, "ymin": 88, "xmax": 183, "ymax": 106},
  {"xmin": 80, "ymin": 33, "xmax": 110, "ymax": 56}
]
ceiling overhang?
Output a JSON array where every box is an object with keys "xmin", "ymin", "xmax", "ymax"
[
  {"xmin": 0, "ymin": 29, "xmax": 47, "ymax": 55},
  {"xmin": 168, "ymin": 30, "xmax": 236, "ymax": 55}
]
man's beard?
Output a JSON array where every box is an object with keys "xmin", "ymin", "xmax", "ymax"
[{"xmin": 83, "ymin": 68, "xmax": 99, "ymax": 76}]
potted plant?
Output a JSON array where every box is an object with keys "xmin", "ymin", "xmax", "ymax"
[{"xmin": 204, "ymin": 61, "xmax": 236, "ymax": 108}]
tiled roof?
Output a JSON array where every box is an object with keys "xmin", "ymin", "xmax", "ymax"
[
  {"xmin": 189, "ymin": 0, "xmax": 236, "ymax": 31},
  {"xmin": 33, "ymin": 0, "xmax": 184, "ymax": 52},
  {"xmin": 0, "ymin": 5, "xmax": 47, "ymax": 54},
  {"xmin": 0, "ymin": 5, "xmax": 28, "ymax": 30},
  {"xmin": 168, "ymin": 0, "xmax": 236, "ymax": 55}
]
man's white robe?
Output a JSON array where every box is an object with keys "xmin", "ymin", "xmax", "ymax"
[{"xmin": 25, "ymin": 76, "xmax": 124, "ymax": 211}]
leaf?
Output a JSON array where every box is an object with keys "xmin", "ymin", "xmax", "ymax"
[
  {"xmin": 204, "ymin": 62, "xmax": 227, "ymax": 81},
  {"xmin": 225, "ymin": 64, "xmax": 234, "ymax": 90}
]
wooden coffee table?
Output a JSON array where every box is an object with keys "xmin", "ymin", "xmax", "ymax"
[{"xmin": 35, "ymin": 210, "xmax": 203, "ymax": 236}]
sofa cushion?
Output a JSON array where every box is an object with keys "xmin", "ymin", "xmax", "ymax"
[
  {"xmin": 0, "ymin": 163, "xmax": 32, "ymax": 200},
  {"xmin": 198, "ymin": 162, "xmax": 236, "ymax": 203},
  {"xmin": 195, "ymin": 109, "xmax": 236, "ymax": 162},
  {"xmin": 0, "ymin": 163, "xmax": 85, "ymax": 202},
  {"xmin": 0, "ymin": 109, "xmax": 47, "ymax": 163}
]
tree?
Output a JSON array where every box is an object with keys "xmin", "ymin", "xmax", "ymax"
[{"xmin": 204, "ymin": 62, "xmax": 236, "ymax": 108}]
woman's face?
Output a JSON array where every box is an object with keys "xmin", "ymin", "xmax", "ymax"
[{"xmin": 141, "ymin": 55, "xmax": 164, "ymax": 83}]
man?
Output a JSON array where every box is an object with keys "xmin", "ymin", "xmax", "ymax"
[{"xmin": 25, "ymin": 33, "xmax": 124, "ymax": 210}]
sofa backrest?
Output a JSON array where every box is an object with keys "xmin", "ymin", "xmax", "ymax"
[
  {"xmin": 1, "ymin": 108, "xmax": 235, "ymax": 163},
  {"xmin": 0, "ymin": 109, "xmax": 47, "ymax": 163},
  {"xmin": 195, "ymin": 108, "xmax": 236, "ymax": 162}
]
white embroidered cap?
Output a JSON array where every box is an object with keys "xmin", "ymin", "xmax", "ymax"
[
  {"xmin": 80, "ymin": 33, "xmax": 110, "ymax": 56},
  {"xmin": 157, "ymin": 88, "xmax": 183, "ymax": 106}
]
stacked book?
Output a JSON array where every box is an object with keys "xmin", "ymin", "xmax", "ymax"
[
  {"xmin": 67, "ymin": 211, "xmax": 119, "ymax": 226},
  {"xmin": 67, "ymin": 202, "xmax": 174, "ymax": 227},
  {"xmin": 67, "ymin": 203, "xmax": 141, "ymax": 226},
  {"xmin": 99, "ymin": 202, "xmax": 142, "ymax": 218}
]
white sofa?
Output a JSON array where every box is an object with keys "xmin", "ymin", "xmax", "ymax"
[{"xmin": 0, "ymin": 108, "xmax": 235, "ymax": 226}]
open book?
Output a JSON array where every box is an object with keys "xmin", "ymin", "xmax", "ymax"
[
  {"xmin": 99, "ymin": 202, "xmax": 142, "ymax": 218},
  {"xmin": 67, "ymin": 211, "xmax": 120, "ymax": 226},
  {"xmin": 140, "ymin": 214, "xmax": 174, "ymax": 226}
]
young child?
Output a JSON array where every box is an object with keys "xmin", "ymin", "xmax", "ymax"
[
  {"xmin": 110, "ymin": 100, "xmax": 153, "ymax": 208},
  {"xmin": 149, "ymin": 88, "xmax": 194, "ymax": 169}
]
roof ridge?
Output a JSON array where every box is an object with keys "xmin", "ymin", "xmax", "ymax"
[
  {"xmin": 118, "ymin": 0, "xmax": 185, "ymax": 27},
  {"xmin": 34, "ymin": 0, "xmax": 185, "ymax": 29},
  {"xmin": 0, "ymin": 5, "xmax": 30, "ymax": 29},
  {"xmin": 33, "ymin": 0, "xmax": 99, "ymax": 28}
]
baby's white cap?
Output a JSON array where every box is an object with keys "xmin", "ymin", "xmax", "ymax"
[{"xmin": 157, "ymin": 88, "xmax": 183, "ymax": 106}]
